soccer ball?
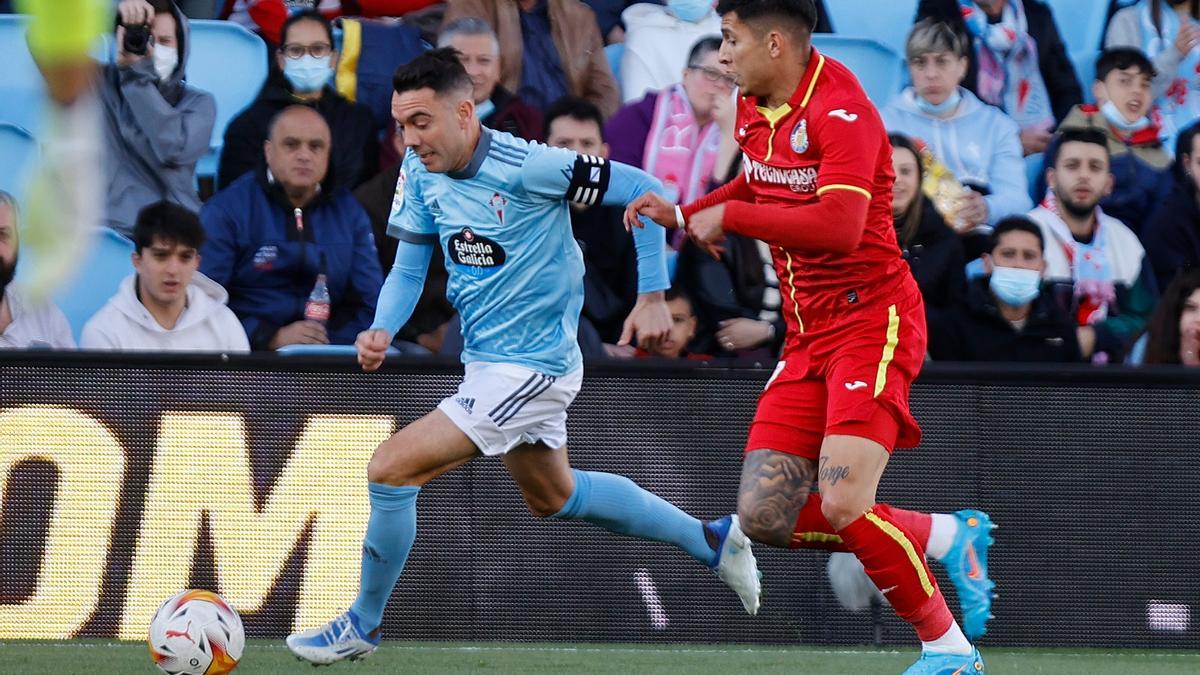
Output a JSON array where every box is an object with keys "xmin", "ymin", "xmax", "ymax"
[{"xmin": 148, "ymin": 589, "xmax": 245, "ymax": 675}]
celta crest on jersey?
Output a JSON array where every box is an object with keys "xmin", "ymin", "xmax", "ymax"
[
  {"xmin": 449, "ymin": 227, "xmax": 506, "ymax": 274},
  {"xmin": 743, "ymin": 155, "xmax": 818, "ymax": 194}
]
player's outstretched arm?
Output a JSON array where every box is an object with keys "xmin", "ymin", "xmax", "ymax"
[
  {"xmin": 720, "ymin": 189, "xmax": 871, "ymax": 255},
  {"xmin": 361, "ymin": 241, "xmax": 434, "ymax": 371},
  {"xmin": 601, "ymin": 161, "xmax": 673, "ymax": 349}
]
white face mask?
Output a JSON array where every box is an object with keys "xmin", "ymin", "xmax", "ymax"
[{"xmin": 153, "ymin": 44, "xmax": 179, "ymax": 82}]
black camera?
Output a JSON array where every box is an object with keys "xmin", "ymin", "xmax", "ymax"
[{"xmin": 122, "ymin": 24, "xmax": 151, "ymax": 56}]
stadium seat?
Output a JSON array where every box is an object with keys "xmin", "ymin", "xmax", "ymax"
[
  {"xmin": 0, "ymin": 122, "xmax": 37, "ymax": 198},
  {"xmin": 824, "ymin": 0, "xmax": 919, "ymax": 58},
  {"xmin": 810, "ymin": 35, "xmax": 906, "ymax": 106},
  {"xmin": 605, "ymin": 42, "xmax": 624, "ymax": 85},
  {"xmin": 186, "ymin": 20, "xmax": 269, "ymax": 182},
  {"xmin": 0, "ymin": 15, "xmax": 47, "ymax": 137},
  {"xmin": 1046, "ymin": 0, "xmax": 1109, "ymax": 101},
  {"xmin": 13, "ymin": 227, "xmax": 136, "ymax": 343},
  {"xmin": 1025, "ymin": 152, "xmax": 1045, "ymax": 202}
]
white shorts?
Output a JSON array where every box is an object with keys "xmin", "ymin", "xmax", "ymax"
[{"xmin": 437, "ymin": 362, "xmax": 583, "ymax": 456}]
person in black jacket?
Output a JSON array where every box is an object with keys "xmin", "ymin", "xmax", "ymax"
[
  {"xmin": 916, "ymin": 0, "xmax": 1083, "ymax": 155},
  {"xmin": 217, "ymin": 10, "xmax": 378, "ymax": 191},
  {"xmin": 928, "ymin": 216, "xmax": 1095, "ymax": 362},
  {"xmin": 1143, "ymin": 122, "xmax": 1200, "ymax": 292},
  {"xmin": 890, "ymin": 133, "xmax": 966, "ymax": 312}
]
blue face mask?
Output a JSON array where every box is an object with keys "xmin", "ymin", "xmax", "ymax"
[
  {"xmin": 667, "ymin": 0, "xmax": 713, "ymax": 23},
  {"xmin": 1100, "ymin": 100, "xmax": 1151, "ymax": 133},
  {"xmin": 283, "ymin": 55, "xmax": 333, "ymax": 94},
  {"xmin": 914, "ymin": 89, "xmax": 962, "ymax": 116},
  {"xmin": 475, "ymin": 98, "xmax": 496, "ymax": 121},
  {"xmin": 989, "ymin": 265, "xmax": 1042, "ymax": 306}
]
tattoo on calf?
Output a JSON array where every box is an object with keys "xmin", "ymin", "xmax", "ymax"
[
  {"xmin": 738, "ymin": 450, "xmax": 816, "ymax": 547},
  {"xmin": 818, "ymin": 457, "xmax": 851, "ymax": 486}
]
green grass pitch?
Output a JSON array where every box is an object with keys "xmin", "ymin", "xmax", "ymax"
[{"xmin": 2, "ymin": 640, "xmax": 1198, "ymax": 674}]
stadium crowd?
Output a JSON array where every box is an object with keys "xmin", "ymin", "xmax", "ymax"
[{"xmin": 2, "ymin": 0, "xmax": 1199, "ymax": 367}]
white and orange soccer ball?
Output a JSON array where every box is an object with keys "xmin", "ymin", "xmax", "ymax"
[{"xmin": 148, "ymin": 589, "xmax": 245, "ymax": 675}]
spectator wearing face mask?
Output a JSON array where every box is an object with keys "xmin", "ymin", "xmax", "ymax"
[
  {"xmin": 927, "ymin": 216, "xmax": 1093, "ymax": 362},
  {"xmin": 618, "ymin": 0, "xmax": 721, "ymax": 103},
  {"xmin": 1056, "ymin": 48, "xmax": 1172, "ymax": 235},
  {"xmin": 101, "ymin": 0, "xmax": 216, "ymax": 237},
  {"xmin": 217, "ymin": 10, "xmax": 378, "ymax": 191}
]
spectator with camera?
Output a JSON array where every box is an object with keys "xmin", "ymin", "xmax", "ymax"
[
  {"xmin": 102, "ymin": 0, "xmax": 215, "ymax": 237},
  {"xmin": 82, "ymin": 201, "xmax": 249, "ymax": 352},
  {"xmin": 217, "ymin": 10, "xmax": 377, "ymax": 191}
]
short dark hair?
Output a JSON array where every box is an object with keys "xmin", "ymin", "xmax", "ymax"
[
  {"xmin": 715, "ymin": 0, "xmax": 817, "ymax": 34},
  {"xmin": 1095, "ymin": 47, "xmax": 1156, "ymax": 81},
  {"xmin": 989, "ymin": 216, "xmax": 1044, "ymax": 254},
  {"xmin": 687, "ymin": 36, "xmax": 723, "ymax": 68},
  {"xmin": 133, "ymin": 201, "xmax": 205, "ymax": 254},
  {"xmin": 542, "ymin": 96, "xmax": 605, "ymax": 142},
  {"xmin": 392, "ymin": 47, "xmax": 473, "ymax": 98},
  {"xmin": 665, "ymin": 284, "xmax": 694, "ymax": 312},
  {"xmin": 1048, "ymin": 128, "xmax": 1110, "ymax": 169},
  {"xmin": 280, "ymin": 10, "xmax": 334, "ymax": 49}
]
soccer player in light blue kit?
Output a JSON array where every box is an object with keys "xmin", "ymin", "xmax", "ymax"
[{"xmin": 286, "ymin": 49, "xmax": 762, "ymax": 665}]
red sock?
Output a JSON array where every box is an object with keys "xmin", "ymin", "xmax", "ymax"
[
  {"xmin": 790, "ymin": 495, "xmax": 935, "ymax": 554},
  {"xmin": 875, "ymin": 504, "xmax": 932, "ymax": 550},
  {"xmin": 837, "ymin": 506, "xmax": 953, "ymax": 642},
  {"xmin": 789, "ymin": 493, "xmax": 848, "ymax": 551}
]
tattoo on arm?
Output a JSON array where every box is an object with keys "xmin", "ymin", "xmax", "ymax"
[
  {"xmin": 737, "ymin": 450, "xmax": 816, "ymax": 548},
  {"xmin": 818, "ymin": 456, "xmax": 851, "ymax": 486}
]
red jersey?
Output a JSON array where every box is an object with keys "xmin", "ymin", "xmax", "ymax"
[{"xmin": 712, "ymin": 49, "xmax": 915, "ymax": 344}]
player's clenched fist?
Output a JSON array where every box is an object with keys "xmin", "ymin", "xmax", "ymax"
[
  {"xmin": 356, "ymin": 329, "xmax": 392, "ymax": 371},
  {"xmin": 624, "ymin": 192, "xmax": 679, "ymax": 232}
]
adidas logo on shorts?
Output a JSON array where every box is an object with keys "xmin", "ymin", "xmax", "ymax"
[{"xmin": 455, "ymin": 397, "xmax": 475, "ymax": 414}]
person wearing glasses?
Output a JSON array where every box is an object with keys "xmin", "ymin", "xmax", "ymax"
[
  {"xmin": 605, "ymin": 37, "xmax": 732, "ymax": 216},
  {"xmin": 217, "ymin": 10, "xmax": 377, "ymax": 192},
  {"xmin": 102, "ymin": 0, "xmax": 216, "ymax": 237}
]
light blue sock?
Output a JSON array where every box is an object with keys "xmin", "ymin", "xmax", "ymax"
[
  {"xmin": 350, "ymin": 483, "xmax": 419, "ymax": 633},
  {"xmin": 552, "ymin": 469, "xmax": 715, "ymax": 566}
]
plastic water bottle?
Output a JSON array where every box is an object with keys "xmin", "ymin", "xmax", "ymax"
[{"xmin": 304, "ymin": 272, "xmax": 330, "ymax": 325}]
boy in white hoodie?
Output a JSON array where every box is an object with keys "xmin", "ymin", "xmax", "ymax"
[{"xmin": 81, "ymin": 201, "xmax": 249, "ymax": 352}]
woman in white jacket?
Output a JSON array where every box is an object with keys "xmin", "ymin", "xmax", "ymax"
[{"xmin": 81, "ymin": 201, "xmax": 249, "ymax": 352}]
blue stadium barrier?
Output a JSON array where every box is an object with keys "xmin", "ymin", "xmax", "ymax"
[
  {"xmin": 0, "ymin": 122, "xmax": 37, "ymax": 198},
  {"xmin": 825, "ymin": 0, "xmax": 919, "ymax": 58},
  {"xmin": 186, "ymin": 20, "xmax": 268, "ymax": 183},
  {"xmin": 605, "ymin": 42, "xmax": 624, "ymax": 85},
  {"xmin": 16, "ymin": 228, "xmax": 137, "ymax": 344},
  {"xmin": 810, "ymin": 35, "xmax": 905, "ymax": 106},
  {"xmin": 1046, "ymin": 0, "xmax": 1109, "ymax": 101},
  {"xmin": 276, "ymin": 344, "xmax": 401, "ymax": 356}
]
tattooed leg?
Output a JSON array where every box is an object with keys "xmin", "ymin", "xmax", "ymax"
[{"xmin": 736, "ymin": 449, "xmax": 816, "ymax": 548}]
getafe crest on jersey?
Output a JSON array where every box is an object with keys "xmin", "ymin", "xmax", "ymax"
[{"xmin": 790, "ymin": 119, "xmax": 809, "ymax": 154}]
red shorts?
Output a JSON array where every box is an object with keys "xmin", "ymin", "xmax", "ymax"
[{"xmin": 745, "ymin": 289, "xmax": 926, "ymax": 459}]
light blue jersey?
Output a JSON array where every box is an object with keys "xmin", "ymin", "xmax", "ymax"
[{"xmin": 373, "ymin": 127, "xmax": 669, "ymax": 376}]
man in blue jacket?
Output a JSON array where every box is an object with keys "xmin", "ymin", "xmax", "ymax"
[{"xmin": 200, "ymin": 105, "xmax": 382, "ymax": 350}]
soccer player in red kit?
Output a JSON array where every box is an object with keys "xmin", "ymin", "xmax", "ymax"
[{"xmin": 628, "ymin": 1, "xmax": 991, "ymax": 672}]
